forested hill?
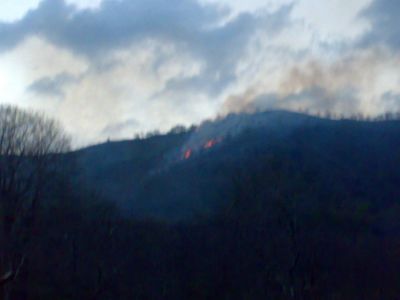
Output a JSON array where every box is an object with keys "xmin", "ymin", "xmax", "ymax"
[
  {"xmin": 71, "ymin": 110, "xmax": 400, "ymax": 221},
  {"xmin": 6, "ymin": 109, "xmax": 400, "ymax": 299}
]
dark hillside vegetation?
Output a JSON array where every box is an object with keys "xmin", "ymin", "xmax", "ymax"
[
  {"xmin": 71, "ymin": 130, "xmax": 192, "ymax": 208},
  {"xmin": 3, "ymin": 110, "xmax": 400, "ymax": 299},
  {"xmin": 70, "ymin": 111, "xmax": 400, "ymax": 222}
]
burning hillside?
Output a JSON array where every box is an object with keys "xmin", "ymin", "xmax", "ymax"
[
  {"xmin": 176, "ymin": 110, "xmax": 315, "ymax": 163},
  {"xmin": 183, "ymin": 149, "xmax": 192, "ymax": 159},
  {"xmin": 182, "ymin": 137, "xmax": 223, "ymax": 160},
  {"xmin": 204, "ymin": 138, "xmax": 220, "ymax": 149}
]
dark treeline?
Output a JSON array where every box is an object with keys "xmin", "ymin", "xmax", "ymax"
[{"xmin": 2, "ymin": 106, "xmax": 400, "ymax": 299}]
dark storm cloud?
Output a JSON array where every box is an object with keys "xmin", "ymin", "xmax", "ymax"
[
  {"xmin": 360, "ymin": 0, "xmax": 400, "ymax": 50},
  {"xmin": 0, "ymin": 0, "xmax": 75, "ymax": 52},
  {"xmin": 0, "ymin": 0, "xmax": 292, "ymax": 94},
  {"xmin": 28, "ymin": 72, "xmax": 78, "ymax": 96},
  {"xmin": 161, "ymin": 6, "xmax": 292, "ymax": 95},
  {"xmin": 0, "ymin": 0, "xmax": 225, "ymax": 55}
]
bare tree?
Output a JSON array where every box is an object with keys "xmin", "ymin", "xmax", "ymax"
[{"xmin": 0, "ymin": 105, "xmax": 70, "ymax": 298}]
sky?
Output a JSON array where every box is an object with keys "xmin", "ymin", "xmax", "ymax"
[{"xmin": 0, "ymin": 0, "xmax": 399, "ymax": 147}]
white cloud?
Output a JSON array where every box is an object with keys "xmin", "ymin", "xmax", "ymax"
[
  {"xmin": 0, "ymin": 0, "xmax": 41, "ymax": 22},
  {"xmin": 199, "ymin": 0, "xmax": 293, "ymax": 15},
  {"xmin": 12, "ymin": 36, "xmax": 88, "ymax": 79},
  {"xmin": 1, "ymin": 0, "xmax": 400, "ymax": 147},
  {"xmin": 47, "ymin": 40, "xmax": 206, "ymax": 146},
  {"xmin": 0, "ymin": 0, "xmax": 102, "ymax": 22},
  {"xmin": 291, "ymin": 0, "xmax": 372, "ymax": 42},
  {"xmin": 0, "ymin": 56, "xmax": 26, "ymax": 105},
  {"xmin": 65, "ymin": 0, "xmax": 103, "ymax": 10}
]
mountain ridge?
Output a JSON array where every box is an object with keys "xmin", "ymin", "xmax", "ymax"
[{"xmin": 68, "ymin": 110, "xmax": 400, "ymax": 221}]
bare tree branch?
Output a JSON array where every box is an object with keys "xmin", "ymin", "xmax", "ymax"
[{"xmin": 0, "ymin": 105, "xmax": 70, "ymax": 295}]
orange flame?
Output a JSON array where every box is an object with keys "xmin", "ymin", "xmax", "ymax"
[
  {"xmin": 203, "ymin": 138, "xmax": 221, "ymax": 149},
  {"xmin": 183, "ymin": 149, "xmax": 192, "ymax": 159},
  {"xmin": 182, "ymin": 137, "xmax": 222, "ymax": 160}
]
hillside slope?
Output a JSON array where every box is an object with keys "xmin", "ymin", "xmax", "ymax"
[{"xmin": 73, "ymin": 111, "xmax": 400, "ymax": 221}]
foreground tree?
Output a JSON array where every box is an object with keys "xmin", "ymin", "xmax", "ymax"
[{"xmin": 0, "ymin": 105, "xmax": 70, "ymax": 298}]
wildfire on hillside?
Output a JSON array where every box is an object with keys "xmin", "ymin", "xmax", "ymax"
[
  {"xmin": 184, "ymin": 149, "xmax": 192, "ymax": 159},
  {"xmin": 204, "ymin": 139, "xmax": 218, "ymax": 149},
  {"xmin": 182, "ymin": 137, "xmax": 222, "ymax": 160}
]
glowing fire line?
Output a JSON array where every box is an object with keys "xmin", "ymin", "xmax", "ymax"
[
  {"xmin": 182, "ymin": 137, "xmax": 222, "ymax": 160},
  {"xmin": 184, "ymin": 149, "xmax": 192, "ymax": 159}
]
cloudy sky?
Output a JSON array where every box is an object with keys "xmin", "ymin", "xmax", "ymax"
[{"xmin": 0, "ymin": 0, "xmax": 399, "ymax": 146}]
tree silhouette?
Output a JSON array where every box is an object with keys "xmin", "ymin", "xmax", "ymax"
[{"xmin": 0, "ymin": 105, "xmax": 70, "ymax": 298}]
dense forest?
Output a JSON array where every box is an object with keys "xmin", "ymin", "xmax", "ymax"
[{"xmin": 2, "ymin": 106, "xmax": 400, "ymax": 299}]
